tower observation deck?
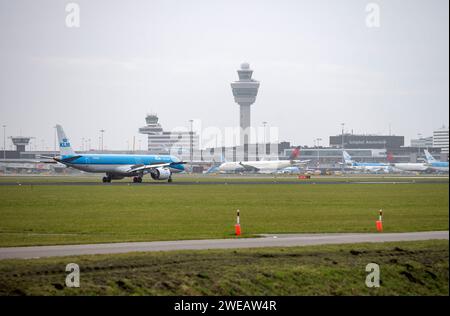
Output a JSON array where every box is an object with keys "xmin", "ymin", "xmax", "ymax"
[
  {"xmin": 10, "ymin": 136, "xmax": 32, "ymax": 152},
  {"xmin": 230, "ymin": 62, "xmax": 260, "ymax": 159}
]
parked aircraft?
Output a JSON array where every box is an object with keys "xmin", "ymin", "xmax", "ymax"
[
  {"xmin": 342, "ymin": 151, "xmax": 391, "ymax": 173},
  {"xmin": 424, "ymin": 150, "xmax": 449, "ymax": 172},
  {"xmin": 218, "ymin": 147, "xmax": 309, "ymax": 174}
]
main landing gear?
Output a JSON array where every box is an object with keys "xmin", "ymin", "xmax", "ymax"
[
  {"xmin": 102, "ymin": 176, "xmax": 111, "ymax": 183},
  {"xmin": 133, "ymin": 176, "xmax": 143, "ymax": 183},
  {"xmin": 168, "ymin": 177, "xmax": 173, "ymax": 183}
]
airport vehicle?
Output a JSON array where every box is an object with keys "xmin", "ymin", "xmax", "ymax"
[
  {"xmin": 48, "ymin": 125, "xmax": 185, "ymax": 183},
  {"xmin": 217, "ymin": 147, "xmax": 309, "ymax": 174},
  {"xmin": 424, "ymin": 150, "xmax": 449, "ymax": 172},
  {"xmin": 342, "ymin": 151, "xmax": 391, "ymax": 173}
]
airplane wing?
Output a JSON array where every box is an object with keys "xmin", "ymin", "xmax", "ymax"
[
  {"xmin": 0, "ymin": 158, "xmax": 58, "ymax": 164},
  {"xmin": 291, "ymin": 159, "xmax": 310, "ymax": 165},
  {"xmin": 53, "ymin": 155, "xmax": 83, "ymax": 163},
  {"xmin": 37, "ymin": 155, "xmax": 57, "ymax": 160},
  {"xmin": 238, "ymin": 162, "xmax": 260, "ymax": 172},
  {"xmin": 126, "ymin": 161, "xmax": 186, "ymax": 173}
]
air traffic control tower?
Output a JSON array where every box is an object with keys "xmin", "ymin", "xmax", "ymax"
[
  {"xmin": 10, "ymin": 136, "xmax": 32, "ymax": 152},
  {"xmin": 230, "ymin": 62, "xmax": 260, "ymax": 160}
]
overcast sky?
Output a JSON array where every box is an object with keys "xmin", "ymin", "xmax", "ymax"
[{"xmin": 0, "ymin": 0, "xmax": 448, "ymax": 150}]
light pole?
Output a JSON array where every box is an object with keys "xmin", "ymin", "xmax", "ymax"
[
  {"xmin": 189, "ymin": 120, "xmax": 194, "ymax": 167},
  {"xmin": 100, "ymin": 129, "xmax": 105, "ymax": 151},
  {"xmin": 54, "ymin": 126, "xmax": 57, "ymax": 152},
  {"xmin": 2, "ymin": 125, "xmax": 6, "ymax": 160},
  {"xmin": 316, "ymin": 138, "xmax": 322, "ymax": 166},
  {"xmin": 341, "ymin": 123, "xmax": 345, "ymax": 171},
  {"xmin": 417, "ymin": 133, "xmax": 422, "ymax": 156},
  {"xmin": 262, "ymin": 121, "xmax": 267, "ymax": 157}
]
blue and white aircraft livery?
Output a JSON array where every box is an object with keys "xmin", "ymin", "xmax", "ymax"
[
  {"xmin": 424, "ymin": 150, "xmax": 449, "ymax": 172},
  {"xmin": 53, "ymin": 125, "xmax": 185, "ymax": 183},
  {"xmin": 343, "ymin": 151, "xmax": 391, "ymax": 173}
]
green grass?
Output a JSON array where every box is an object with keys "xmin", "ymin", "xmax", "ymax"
[
  {"xmin": 0, "ymin": 182, "xmax": 448, "ymax": 247},
  {"xmin": 0, "ymin": 240, "xmax": 447, "ymax": 295},
  {"xmin": 0, "ymin": 174, "xmax": 448, "ymax": 183}
]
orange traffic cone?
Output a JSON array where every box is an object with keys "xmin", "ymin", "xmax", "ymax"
[
  {"xmin": 235, "ymin": 209, "xmax": 241, "ymax": 236},
  {"xmin": 376, "ymin": 209, "xmax": 383, "ymax": 232},
  {"xmin": 235, "ymin": 223, "xmax": 241, "ymax": 236}
]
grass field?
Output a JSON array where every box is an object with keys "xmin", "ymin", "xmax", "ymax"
[
  {"xmin": 0, "ymin": 181, "xmax": 448, "ymax": 247},
  {"xmin": 0, "ymin": 240, "xmax": 447, "ymax": 295},
  {"xmin": 0, "ymin": 174, "xmax": 448, "ymax": 183}
]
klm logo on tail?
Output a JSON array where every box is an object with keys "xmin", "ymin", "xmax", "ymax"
[
  {"xmin": 60, "ymin": 138, "xmax": 71, "ymax": 148},
  {"xmin": 56, "ymin": 124, "xmax": 76, "ymax": 157}
]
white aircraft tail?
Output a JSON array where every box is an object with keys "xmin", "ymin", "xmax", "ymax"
[
  {"xmin": 424, "ymin": 150, "xmax": 437, "ymax": 163},
  {"xmin": 343, "ymin": 151, "xmax": 353, "ymax": 164},
  {"xmin": 220, "ymin": 154, "xmax": 227, "ymax": 163},
  {"xmin": 56, "ymin": 124, "xmax": 76, "ymax": 157}
]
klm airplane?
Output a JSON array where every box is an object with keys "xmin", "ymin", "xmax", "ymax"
[
  {"xmin": 52, "ymin": 125, "xmax": 185, "ymax": 183},
  {"xmin": 424, "ymin": 150, "xmax": 449, "ymax": 172},
  {"xmin": 343, "ymin": 151, "xmax": 391, "ymax": 173}
]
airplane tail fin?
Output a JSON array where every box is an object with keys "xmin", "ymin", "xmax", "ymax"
[
  {"xmin": 55, "ymin": 124, "xmax": 76, "ymax": 157},
  {"xmin": 220, "ymin": 154, "xmax": 227, "ymax": 163},
  {"xmin": 343, "ymin": 151, "xmax": 353, "ymax": 164},
  {"xmin": 424, "ymin": 150, "xmax": 437, "ymax": 163},
  {"xmin": 387, "ymin": 152, "xmax": 394, "ymax": 163},
  {"xmin": 289, "ymin": 147, "xmax": 301, "ymax": 161}
]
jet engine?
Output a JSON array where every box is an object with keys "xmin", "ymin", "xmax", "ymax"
[{"xmin": 150, "ymin": 167, "xmax": 171, "ymax": 180}]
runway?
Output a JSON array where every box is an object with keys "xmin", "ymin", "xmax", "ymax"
[
  {"xmin": 0, "ymin": 180, "xmax": 448, "ymax": 186},
  {"xmin": 0, "ymin": 231, "xmax": 447, "ymax": 260}
]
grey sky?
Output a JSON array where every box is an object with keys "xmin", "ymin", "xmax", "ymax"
[{"xmin": 0, "ymin": 0, "xmax": 448, "ymax": 150}]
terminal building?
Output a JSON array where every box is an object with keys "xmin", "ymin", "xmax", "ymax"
[
  {"xmin": 410, "ymin": 136, "xmax": 434, "ymax": 148},
  {"xmin": 329, "ymin": 134, "xmax": 404, "ymax": 149},
  {"xmin": 279, "ymin": 131, "xmax": 446, "ymax": 170},
  {"xmin": 409, "ymin": 126, "xmax": 449, "ymax": 156},
  {"xmin": 138, "ymin": 114, "xmax": 199, "ymax": 158},
  {"xmin": 433, "ymin": 126, "xmax": 449, "ymax": 154}
]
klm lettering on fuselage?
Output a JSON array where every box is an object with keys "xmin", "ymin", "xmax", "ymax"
[{"xmin": 60, "ymin": 138, "xmax": 71, "ymax": 148}]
